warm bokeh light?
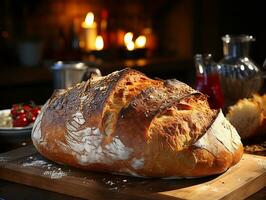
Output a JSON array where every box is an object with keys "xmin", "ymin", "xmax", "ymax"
[
  {"xmin": 124, "ymin": 32, "xmax": 134, "ymax": 51},
  {"xmin": 95, "ymin": 35, "xmax": 104, "ymax": 50},
  {"xmin": 82, "ymin": 12, "xmax": 94, "ymax": 28},
  {"xmin": 126, "ymin": 41, "xmax": 135, "ymax": 51},
  {"xmin": 81, "ymin": 11, "xmax": 97, "ymax": 51},
  {"xmin": 124, "ymin": 32, "xmax": 133, "ymax": 44},
  {"xmin": 135, "ymin": 35, "xmax": 146, "ymax": 48}
]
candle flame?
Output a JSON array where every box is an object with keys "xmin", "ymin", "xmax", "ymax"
[
  {"xmin": 84, "ymin": 12, "xmax": 94, "ymax": 27},
  {"xmin": 95, "ymin": 35, "xmax": 104, "ymax": 50},
  {"xmin": 124, "ymin": 32, "xmax": 134, "ymax": 51},
  {"xmin": 124, "ymin": 32, "xmax": 133, "ymax": 44},
  {"xmin": 126, "ymin": 41, "xmax": 135, "ymax": 51},
  {"xmin": 135, "ymin": 35, "xmax": 146, "ymax": 48}
]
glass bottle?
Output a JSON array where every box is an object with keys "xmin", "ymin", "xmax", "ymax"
[
  {"xmin": 195, "ymin": 54, "xmax": 224, "ymax": 109},
  {"xmin": 218, "ymin": 35, "xmax": 263, "ymax": 107},
  {"xmin": 261, "ymin": 58, "xmax": 266, "ymax": 93}
]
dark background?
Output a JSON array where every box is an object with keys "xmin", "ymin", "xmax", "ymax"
[{"xmin": 0, "ymin": 0, "xmax": 265, "ymax": 109}]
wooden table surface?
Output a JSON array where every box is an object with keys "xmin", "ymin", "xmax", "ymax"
[
  {"xmin": 0, "ymin": 143, "xmax": 265, "ymax": 200},
  {"xmin": 0, "ymin": 179, "xmax": 265, "ymax": 200}
]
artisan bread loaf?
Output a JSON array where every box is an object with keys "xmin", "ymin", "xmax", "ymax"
[
  {"xmin": 226, "ymin": 94, "xmax": 266, "ymax": 140},
  {"xmin": 32, "ymin": 69, "xmax": 243, "ymax": 178}
]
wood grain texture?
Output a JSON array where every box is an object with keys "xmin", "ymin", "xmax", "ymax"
[{"xmin": 0, "ymin": 146, "xmax": 265, "ymax": 200}]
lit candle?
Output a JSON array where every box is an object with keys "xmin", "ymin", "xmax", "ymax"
[
  {"xmin": 126, "ymin": 41, "xmax": 135, "ymax": 51},
  {"xmin": 82, "ymin": 12, "xmax": 97, "ymax": 51},
  {"xmin": 135, "ymin": 35, "xmax": 146, "ymax": 49},
  {"xmin": 95, "ymin": 35, "xmax": 104, "ymax": 50},
  {"xmin": 124, "ymin": 32, "xmax": 135, "ymax": 51},
  {"xmin": 124, "ymin": 32, "xmax": 133, "ymax": 44}
]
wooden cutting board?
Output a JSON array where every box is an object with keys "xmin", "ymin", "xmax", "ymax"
[{"xmin": 0, "ymin": 145, "xmax": 265, "ymax": 200}]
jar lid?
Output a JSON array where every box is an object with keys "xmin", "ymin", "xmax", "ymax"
[
  {"xmin": 222, "ymin": 34, "xmax": 255, "ymax": 43},
  {"xmin": 51, "ymin": 61, "xmax": 87, "ymax": 71}
]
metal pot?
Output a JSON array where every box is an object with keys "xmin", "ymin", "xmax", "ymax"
[{"xmin": 51, "ymin": 61, "xmax": 101, "ymax": 89}]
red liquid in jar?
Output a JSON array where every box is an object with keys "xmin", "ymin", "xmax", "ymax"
[{"xmin": 195, "ymin": 73, "xmax": 224, "ymax": 109}]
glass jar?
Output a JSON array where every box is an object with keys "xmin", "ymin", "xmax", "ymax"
[
  {"xmin": 194, "ymin": 54, "xmax": 224, "ymax": 109},
  {"xmin": 262, "ymin": 58, "xmax": 266, "ymax": 93},
  {"xmin": 218, "ymin": 34, "xmax": 263, "ymax": 107}
]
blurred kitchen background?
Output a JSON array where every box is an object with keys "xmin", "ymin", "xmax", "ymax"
[{"xmin": 0, "ymin": 0, "xmax": 265, "ymax": 109}]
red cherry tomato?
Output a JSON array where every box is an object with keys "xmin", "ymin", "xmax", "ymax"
[
  {"xmin": 26, "ymin": 112, "xmax": 36, "ymax": 123},
  {"xmin": 11, "ymin": 104, "xmax": 25, "ymax": 117},
  {"xmin": 31, "ymin": 107, "xmax": 41, "ymax": 117},
  {"xmin": 11, "ymin": 102, "xmax": 40, "ymax": 126},
  {"xmin": 23, "ymin": 104, "xmax": 32, "ymax": 113},
  {"xmin": 13, "ymin": 114, "xmax": 29, "ymax": 127}
]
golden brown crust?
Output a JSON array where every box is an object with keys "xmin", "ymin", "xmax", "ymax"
[
  {"xmin": 116, "ymin": 80, "xmax": 198, "ymax": 147},
  {"xmin": 32, "ymin": 68, "xmax": 243, "ymax": 178}
]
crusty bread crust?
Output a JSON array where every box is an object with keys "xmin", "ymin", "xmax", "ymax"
[{"xmin": 32, "ymin": 69, "xmax": 243, "ymax": 178}]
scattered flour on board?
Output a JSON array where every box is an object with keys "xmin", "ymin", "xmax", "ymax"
[
  {"xmin": 256, "ymin": 159, "xmax": 266, "ymax": 170},
  {"xmin": 21, "ymin": 156, "xmax": 67, "ymax": 179},
  {"xmin": 106, "ymin": 180, "xmax": 115, "ymax": 186},
  {"xmin": 43, "ymin": 170, "xmax": 66, "ymax": 179},
  {"xmin": 198, "ymin": 185, "xmax": 218, "ymax": 192},
  {"xmin": 248, "ymin": 157, "xmax": 266, "ymax": 170},
  {"xmin": 22, "ymin": 159, "xmax": 47, "ymax": 167},
  {"xmin": 0, "ymin": 157, "xmax": 8, "ymax": 162}
]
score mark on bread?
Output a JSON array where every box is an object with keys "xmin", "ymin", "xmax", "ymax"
[{"xmin": 32, "ymin": 69, "xmax": 243, "ymax": 178}]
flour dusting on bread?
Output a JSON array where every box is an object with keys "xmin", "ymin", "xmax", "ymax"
[
  {"xmin": 65, "ymin": 111, "xmax": 133, "ymax": 165},
  {"xmin": 194, "ymin": 111, "xmax": 241, "ymax": 154},
  {"xmin": 32, "ymin": 100, "xmax": 49, "ymax": 143},
  {"xmin": 131, "ymin": 157, "xmax": 145, "ymax": 170}
]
